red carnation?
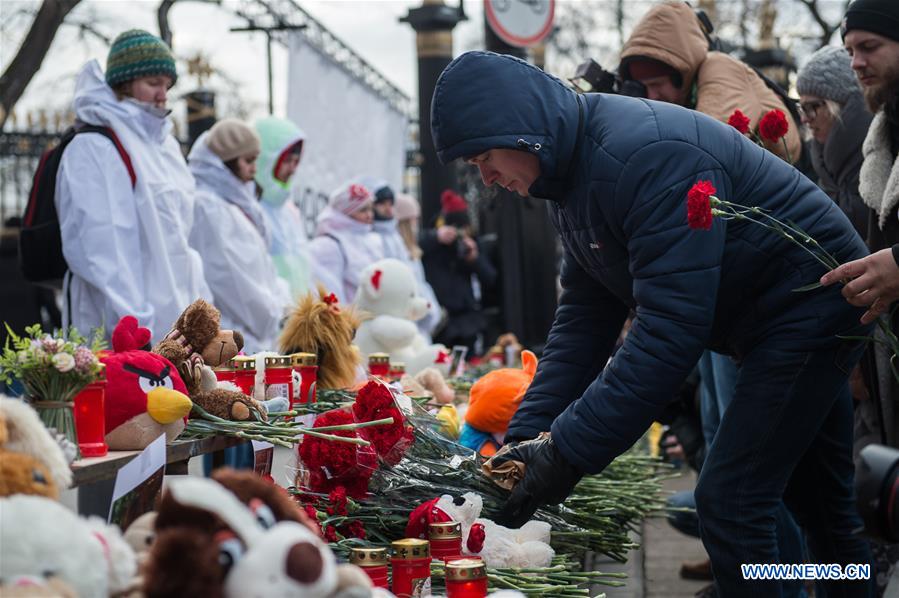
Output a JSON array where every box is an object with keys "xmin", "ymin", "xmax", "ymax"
[
  {"xmin": 328, "ymin": 486, "xmax": 349, "ymax": 516},
  {"xmin": 298, "ymin": 409, "xmax": 376, "ymax": 499},
  {"xmin": 467, "ymin": 523, "xmax": 486, "ymax": 553},
  {"xmin": 341, "ymin": 520, "xmax": 367, "ymax": 540},
  {"xmin": 758, "ymin": 109, "xmax": 789, "ymax": 144},
  {"xmin": 686, "ymin": 180, "xmax": 716, "ymax": 231},
  {"xmin": 727, "ymin": 109, "xmax": 751, "ymax": 134},
  {"xmin": 353, "ymin": 380, "xmax": 414, "ymax": 465},
  {"xmin": 324, "ymin": 525, "xmax": 339, "ymax": 543}
]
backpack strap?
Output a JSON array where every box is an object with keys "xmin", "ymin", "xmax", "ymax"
[{"xmin": 74, "ymin": 124, "xmax": 137, "ymax": 189}]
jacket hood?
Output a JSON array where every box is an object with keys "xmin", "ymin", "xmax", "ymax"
[
  {"xmin": 188, "ymin": 131, "xmax": 269, "ymax": 242},
  {"xmin": 431, "ymin": 51, "xmax": 583, "ymax": 201},
  {"xmin": 254, "ymin": 116, "xmax": 306, "ymax": 206},
  {"xmin": 619, "ymin": 2, "xmax": 708, "ymax": 90},
  {"xmin": 820, "ymin": 92, "xmax": 872, "ymax": 177},
  {"xmin": 73, "ymin": 60, "xmax": 172, "ymax": 144}
]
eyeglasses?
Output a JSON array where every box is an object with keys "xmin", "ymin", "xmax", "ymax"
[{"xmin": 799, "ymin": 100, "xmax": 826, "ymax": 119}]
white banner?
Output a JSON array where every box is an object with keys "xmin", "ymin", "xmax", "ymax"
[{"xmin": 287, "ymin": 35, "xmax": 408, "ymax": 234}]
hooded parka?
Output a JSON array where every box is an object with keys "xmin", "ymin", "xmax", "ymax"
[
  {"xmin": 56, "ymin": 60, "xmax": 211, "ymax": 343},
  {"xmin": 188, "ymin": 131, "xmax": 291, "ymax": 353}
]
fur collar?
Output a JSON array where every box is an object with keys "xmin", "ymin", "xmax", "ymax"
[{"xmin": 860, "ymin": 110, "xmax": 899, "ymax": 230}]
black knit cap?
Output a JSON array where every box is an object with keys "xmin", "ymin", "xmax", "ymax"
[{"xmin": 841, "ymin": 0, "xmax": 899, "ymax": 43}]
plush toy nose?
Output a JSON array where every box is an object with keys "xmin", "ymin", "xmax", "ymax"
[
  {"xmin": 232, "ymin": 330, "xmax": 244, "ymax": 352},
  {"xmin": 285, "ymin": 542, "xmax": 324, "ymax": 583},
  {"xmin": 147, "ymin": 388, "xmax": 193, "ymax": 424}
]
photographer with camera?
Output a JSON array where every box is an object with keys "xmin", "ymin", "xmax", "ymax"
[
  {"xmin": 619, "ymin": 1, "xmax": 801, "ymax": 164},
  {"xmin": 421, "ymin": 190, "xmax": 496, "ymax": 354}
]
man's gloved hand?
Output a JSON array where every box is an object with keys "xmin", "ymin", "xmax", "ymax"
[{"xmin": 491, "ymin": 435, "xmax": 583, "ymax": 529}]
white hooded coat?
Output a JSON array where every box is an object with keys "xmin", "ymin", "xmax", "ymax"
[
  {"xmin": 56, "ymin": 60, "xmax": 211, "ymax": 342},
  {"xmin": 310, "ymin": 207, "xmax": 384, "ymax": 304},
  {"xmin": 187, "ymin": 132, "xmax": 291, "ymax": 353}
]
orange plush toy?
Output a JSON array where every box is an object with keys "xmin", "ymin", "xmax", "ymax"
[{"xmin": 460, "ymin": 350, "xmax": 537, "ymax": 456}]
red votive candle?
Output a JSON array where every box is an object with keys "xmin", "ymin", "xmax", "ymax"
[
  {"xmin": 231, "ymin": 356, "xmax": 256, "ymax": 395},
  {"xmin": 369, "ymin": 353, "xmax": 390, "ymax": 378},
  {"xmin": 350, "ymin": 547, "xmax": 389, "ymax": 588},
  {"xmin": 428, "ymin": 521, "xmax": 462, "ymax": 561},
  {"xmin": 391, "ymin": 538, "xmax": 431, "ymax": 597},
  {"xmin": 264, "ymin": 356, "xmax": 293, "ymax": 403},
  {"xmin": 445, "ymin": 558, "xmax": 488, "ymax": 598},
  {"xmin": 74, "ymin": 363, "xmax": 107, "ymax": 457},
  {"xmin": 388, "ymin": 361, "xmax": 406, "ymax": 382},
  {"xmin": 214, "ymin": 364, "xmax": 236, "ymax": 383},
  {"xmin": 290, "ymin": 353, "xmax": 318, "ymax": 407}
]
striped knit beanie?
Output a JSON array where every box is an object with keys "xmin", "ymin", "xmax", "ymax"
[{"xmin": 105, "ymin": 29, "xmax": 177, "ymax": 88}]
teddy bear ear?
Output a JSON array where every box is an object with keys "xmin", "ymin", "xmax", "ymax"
[
  {"xmin": 112, "ymin": 316, "xmax": 152, "ymax": 353},
  {"xmin": 370, "ymin": 270, "xmax": 383, "ymax": 292}
]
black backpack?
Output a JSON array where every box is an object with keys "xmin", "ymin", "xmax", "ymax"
[{"xmin": 19, "ymin": 124, "xmax": 136, "ymax": 287}]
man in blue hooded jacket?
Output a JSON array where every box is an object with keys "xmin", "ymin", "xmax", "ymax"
[{"xmin": 431, "ymin": 51, "xmax": 875, "ymax": 596}]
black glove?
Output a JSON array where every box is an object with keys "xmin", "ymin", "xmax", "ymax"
[{"xmin": 492, "ymin": 436, "xmax": 583, "ymax": 528}]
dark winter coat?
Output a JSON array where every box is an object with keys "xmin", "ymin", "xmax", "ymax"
[
  {"xmin": 431, "ymin": 51, "xmax": 868, "ymax": 474},
  {"xmin": 809, "ymin": 92, "xmax": 873, "ymax": 238}
]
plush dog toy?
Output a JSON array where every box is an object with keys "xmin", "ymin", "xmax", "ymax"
[
  {"xmin": 354, "ymin": 259, "xmax": 445, "ymax": 376},
  {"xmin": 153, "ymin": 300, "xmax": 265, "ymax": 421},
  {"xmin": 279, "ymin": 286, "xmax": 362, "ymax": 389},
  {"xmin": 146, "ymin": 475, "xmax": 375, "ymax": 598},
  {"xmin": 0, "ymin": 495, "xmax": 136, "ymax": 598},
  {"xmin": 0, "ymin": 397, "xmax": 72, "ymax": 499},
  {"xmin": 459, "ymin": 351, "xmax": 537, "ymax": 457},
  {"xmin": 101, "ymin": 316, "xmax": 194, "ymax": 449}
]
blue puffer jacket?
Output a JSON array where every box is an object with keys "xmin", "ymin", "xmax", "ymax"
[{"xmin": 431, "ymin": 51, "xmax": 869, "ymax": 474}]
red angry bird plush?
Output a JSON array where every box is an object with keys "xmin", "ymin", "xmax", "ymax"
[{"xmin": 101, "ymin": 317, "xmax": 193, "ymax": 450}]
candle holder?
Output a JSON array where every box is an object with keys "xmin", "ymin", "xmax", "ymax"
[
  {"xmin": 368, "ymin": 353, "xmax": 390, "ymax": 378},
  {"xmin": 290, "ymin": 353, "xmax": 318, "ymax": 407},
  {"xmin": 428, "ymin": 521, "xmax": 462, "ymax": 561},
  {"xmin": 213, "ymin": 364, "xmax": 236, "ymax": 383},
  {"xmin": 388, "ymin": 361, "xmax": 406, "ymax": 382},
  {"xmin": 231, "ymin": 356, "xmax": 256, "ymax": 395},
  {"xmin": 73, "ymin": 363, "xmax": 108, "ymax": 457},
  {"xmin": 391, "ymin": 538, "xmax": 431, "ymax": 597},
  {"xmin": 350, "ymin": 547, "xmax": 389, "ymax": 588},
  {"xmin": 264, "ymin": 356, "xmax": 293, "ymax": 403},
  {"xmin": 445, "ymin": 558, "xmax": 488, "ymax": 598}
]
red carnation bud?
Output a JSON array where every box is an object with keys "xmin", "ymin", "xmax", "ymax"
[
  {"xmin": 686, "ymin": 180, "xmax": 716, "ymax": 231},
  {"xmin": 758, "ymin": 109, "xmax": 789, "ymax": 144},
  {"xmin": 727, "ymin": 109, "xmax": 751, "ymax": 135}
]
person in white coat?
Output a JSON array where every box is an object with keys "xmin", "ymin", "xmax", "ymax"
[
  {"xmin": 394, "ymin": 193, "xmax": 443, "ymax": 341},
  {"xmin": 56, "ymin": 30, "xmax": 211, "ymax": 343},
  {"xmin": 188, "ymin": 119, "xmax": 291, "ymax": 353},
  {"xmin": 310, "ymin": 181, "xmax": 384, "ymax": 304},
  {"xmin": 255, "ymin": 116, "xmax": 313, "ymax": 302}
]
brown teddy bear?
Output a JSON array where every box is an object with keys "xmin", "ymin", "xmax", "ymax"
[
  {"xmin": 279, "ymin": 287, "xmax": 362, "ymax": 389},
  {"xmin": 153, "ymin": 299, "xmax": 264, "ymax": 421},
  {"xmin": 0, "ymin": 397, "xmax": 72, "ymax": 500}
]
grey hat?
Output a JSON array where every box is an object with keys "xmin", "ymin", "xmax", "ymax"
[{"xmin": 796, "ymin": 46, "xmax": 860, "ymax": 105}]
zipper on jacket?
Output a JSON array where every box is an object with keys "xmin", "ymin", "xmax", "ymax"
[{"xmin": 516, "ymin": 138, "xmax": 542, "ymax": 152}]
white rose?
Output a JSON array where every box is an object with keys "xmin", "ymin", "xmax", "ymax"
[{"xmin": 52, "ymin": 352, "xmax": 75, "ymax": 373}]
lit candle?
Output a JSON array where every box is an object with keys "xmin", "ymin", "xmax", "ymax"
[
  {"xmin": 264, "ymin": 356, "xmax": 293, "ymax": 404},
  {"xmin": 350, "ymin": 547, "xmax": 389, "ymax": 589},
  {"xmin": 231, "ymin": 356, "xmax": 256, "ymax": 395},
  {"xmin": 428, "ymin": 521, "xmax": 462, "ymax": 561},
  {"xmin": 445, "ymin": 558, "xmax": 488, "ymax": 598},
  {"xmin": 73, "ymin": 363, "xmax": 108, "ymax": 457},
  {"xmin": 369, "ymin": 353, "xmax": 390, "ymax": 378},
  {"xmin": 391, "ymin": 538, "xmax": 431, "ymax": 597},
  {"xmin": 290, "ymin": 353, "xmax": 318, "ymax": 408}
]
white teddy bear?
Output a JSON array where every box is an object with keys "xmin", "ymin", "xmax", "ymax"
[
  {"xmin": 435, "ymin": 493, "xmax": 555, "ymax": 569},
  {"xmin": 0, "ymin": 495, "xmax": 137, "ymax": 597},
  {"xmin": 354, "ymin": 258, "xmax": 446, "ymax": 376}
]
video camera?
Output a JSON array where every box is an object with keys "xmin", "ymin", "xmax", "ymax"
[
  {"xmin": 568, "ymin": 59, "xmax": 647, "ymax": 97},
  {"xmin": 856, "ymin": 444, "xmax": 899, "ymax": 542}
]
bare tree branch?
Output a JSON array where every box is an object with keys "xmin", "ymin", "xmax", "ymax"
[
  {"xmin": 0, "ymin": 0, "xmax": 82, "ymax": 128},
  {"xmin": 795, "ymin": 0, "xmax": 839, "ymax": 48},
  {"xmin": 158, "ymin": 0, "xmax": 221, "ymax": 49},
  {"xmin": 64, "ymin": 18, "xmax": 111, "ymax": 44}
]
